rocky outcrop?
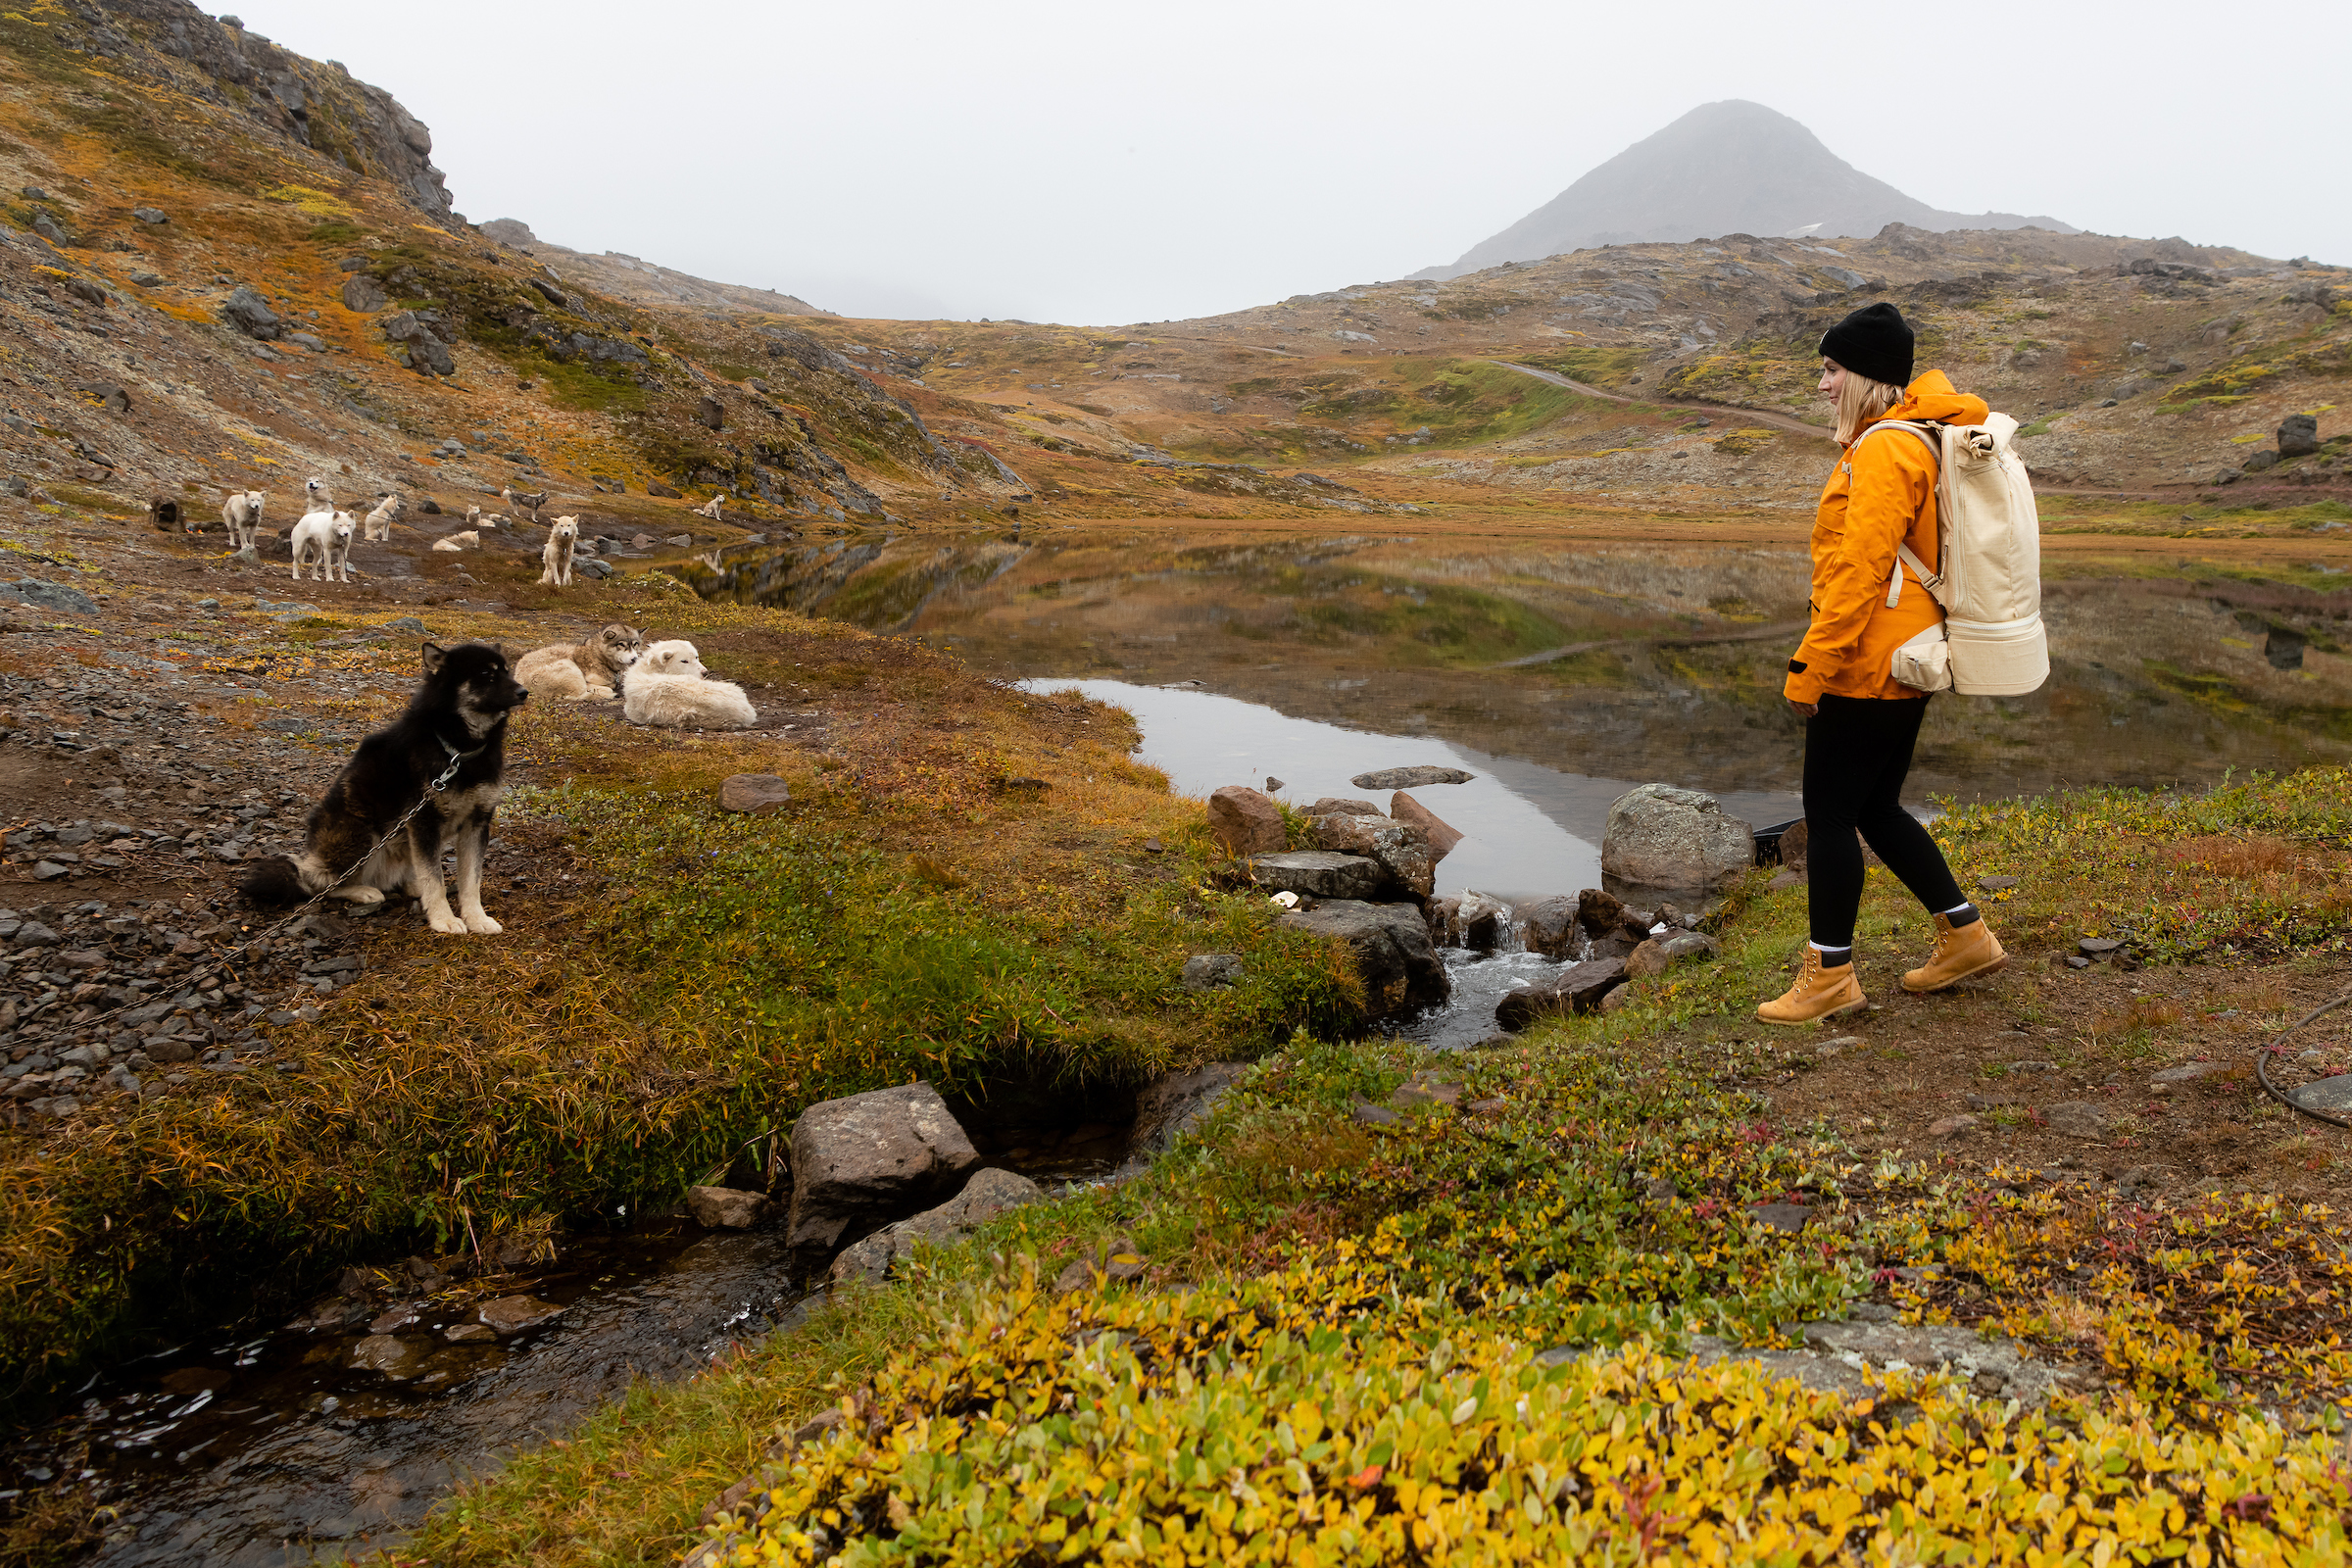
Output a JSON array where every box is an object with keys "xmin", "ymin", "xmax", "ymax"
[
  {"xmin": 785, "ymin": 1082, "xmax": 980, "ymax": 1251},
  {"xmin": 1250, "ymin": 851, "xmax": 1384, "ymax": 901},
  {"xmin": 1206, "ymin": 786, "xmax": 1286, "ymax": 856},
  {"xmin": 826, "ymin": 1167, "xmax": 1041, "ymax": 1285},
  {"xmin": 1278, "ymin": 900, "xmax": 1449, "ymax": 1015},
  {"xmin": 1601, "ymin": 785, "xmax": 1753, "ymax": 892},
  {"xmin": 69, "ymin": 1, "xmax": 457, "ymax": 220}
]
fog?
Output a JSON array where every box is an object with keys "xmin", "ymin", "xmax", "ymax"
[{"xmin": 229, "ymin": 0, "xmax": 2351, "ymax": 324}]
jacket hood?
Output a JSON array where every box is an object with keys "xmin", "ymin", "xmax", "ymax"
[{"xmin": 1872, "ymin": 369, "xmax": 1986, "ymax": 429}]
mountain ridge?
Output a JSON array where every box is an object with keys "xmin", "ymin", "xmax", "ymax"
[{"xmin": 1416, "ymin": 99, "xmax": 2077, "ymax": 280}]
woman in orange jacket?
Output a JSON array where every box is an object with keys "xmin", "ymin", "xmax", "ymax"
[{"xmin": 1760, "ymin": 302, "xmax": 2006, "ymax": 1024}]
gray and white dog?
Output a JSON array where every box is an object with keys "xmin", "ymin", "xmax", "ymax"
[{"xmin": 242, "ymin": 643, "xmax": 528, "ymax": 935}]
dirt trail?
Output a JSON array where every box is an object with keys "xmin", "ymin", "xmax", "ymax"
[{"xmin": 1491, "ymin": 361, "xmax": 1838, "ymax": 442}]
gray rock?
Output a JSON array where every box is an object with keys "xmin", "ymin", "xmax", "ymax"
[
  {"xmin": 1277, "ymin": 899, "xmax": 1449, "ymax": 1015},
  {"xmin": 2243, "ymin": 450, "xmax": 2279, "ymax": 473},
  {"xmin": 1306, "ymin": 797, "xmax": 1381, "ymax": 818},
  {"xmin": 0, "ymin": 579, "xmax": 98, "ymax": 615},
  {"xmin": 1307, "ymin": 813, "xmax": 1435, "ymax": 898},
  {"xmin": 1745, "ymin": 1202, "xmax": 1814, "ymax": 1233},
  {"xmin": 284, "ymin": 331, "xmax": 326, "ymax": 353},
  {"xmin": 2290, "ymin": 1073, "xmax": 2352, "ymax": 1112},
  {"xmin": 1433, "ymin": 890, "xmax": 1510, "ymax": 951},
  {"xmin": 1601, "ymin": 784, "xmax": 1754, "ymax": 891},
  {"xmin": 686, "ymin": 1185, "xmax": 772, "ymax": 1230},
  {"xmin": 2278, "ymin": 414, "xmax": 2321, "ymax": 460},
  {"xmin": 1349, "ymin": 765, "xmax": 1473, "ymax": 790},
  {"xmin": 1496, "ymin": 957, "xmax": 1627, "ymax": 1031},
  {"xmin": 1351, "ymin": 1101, "xmax": 1398, "ymax": 1127},
  {"xmin": 2150, "ymin": 1060, "xmax": 2226, "ymax": 1084},
  {"xmin": 1249, "ymin": 850, "xmax": 1384, "ymax": 901},
  {"xmin": 1180, "ymin": 954, "xmax": 1244, "ymax": 992},
  {"xmin": 32, "ymin": 861, "xmax": 71, "ymax": 881},
  {"xmin": 718, "ymin": 774, "xmax": 792, "ymax": 814},
  {"xmin": 1625, "ymin": 930, "xmax": 1721, "ymax": 978},
  {"xmin": 131, "ymin": 207, "xmax": 169, "ymax": 224},
  {"xmin": 2042, "ymin": 1101, "xmax": 2109, "ymax": 1139},
  {"xmin": 340, "ymin": 274, "xmax": 388, "ymax": 313},
  {"xmin": 786, "ymin": 1082, "xmax": 980, "ymax": 1250},
  {"xmin": 220, "ymin": 285, "xmax": 283, "ymax": 341},
  {"xmin": 1127, "ymin": 1061, "xmax": 1246, "ymax": 1156},
  {"xmin": 2078, "ymin": 937, "xmax": 2124, "ymax": 956},
  {"xmin": 827, "ymin": 1167, "xmax": 1041, "ymax": 1284},
  {"xmin": 575, "ymin": 557, "xmax": 614, "ymax": 579}
]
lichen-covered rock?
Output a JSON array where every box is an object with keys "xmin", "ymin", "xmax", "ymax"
[
  {"xmin": 1309, "ymin": 813, "xmax": 1434, "ymax": 899},
  {"xmin": 786, "ymin": 1082, "xmax": 980, "ymax": 1251},
  {"xmin": 1250, "ymin": 850, "xmax": 1384, "ymax": 901},
  {"xmin": 1601, "ymin": 784, "xmax": 1754, "ymax": 892}
]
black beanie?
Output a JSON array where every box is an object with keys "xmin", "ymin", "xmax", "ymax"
[{"xmin": 1819, "ymin": 302, "xmax": 1914, "ymax": 389}]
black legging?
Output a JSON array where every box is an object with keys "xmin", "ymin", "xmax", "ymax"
[{"xmin": 1803, "ymin": 695, "xmax": 1966, "ymax": 949}]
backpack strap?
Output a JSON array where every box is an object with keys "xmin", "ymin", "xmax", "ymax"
[{"xmin": 1860, "ymin": 419, "xmax": 1949, "ymax": 610}]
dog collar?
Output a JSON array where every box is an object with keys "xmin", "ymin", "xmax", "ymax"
[{"xmin": 440, "ymin": 736, "xmax": 488, "ymax": 763}]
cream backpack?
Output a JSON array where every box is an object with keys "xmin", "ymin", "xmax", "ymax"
[{"xmin": 1868, "ymin": 414, "xmax": 2050, "ymax": 697}]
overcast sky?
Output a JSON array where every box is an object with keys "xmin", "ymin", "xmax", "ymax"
[{"xmin": 231, "ymin": 0, "xmax": 2349, "ymax": 326}]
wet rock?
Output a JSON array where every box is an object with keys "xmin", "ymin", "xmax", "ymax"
[
  {"xmin": 2042, "ymin": 1102, "xmax": 2109, "ymax": 1139},
  {"xmin": 1518, "ymin": 895, "xmax": 1581, "ymax": 958},
  {"xmin": 1574, "ymin": 888, "xmax": 1625, "ymax": 937},
  {"xmin": 687, "ymin": 1185, "xmax": 773, "ymax": 1230},
  {"xmin": 1250, "ymin": 850, "xmax": 1383, "ymax": 901},
  {"xmin": 1278, "ymin": 898, "xmax": 1448, "ymax": 1014},
  {"xmin": 1625, "ymin": 930, "xmax": 1722, "ymax": 979},
  {"xmin": 718, "ymin": 774, "xmax": 792, "ymax": 814},
  {"xmin": 476, "ymin": 1296, "xmax": 563, "ymax": 1334},
  {"xmin": 1350, "ymin": 765, "xmax": 1473, "ymax": 790},
  {"xmin": 786, "ymin": 1081, "xmax": 981, "ymax": 1251},
  {"xmin": 1305, "ymin": 796, "xmax": 1381, "ymax": 818},
  {"xmin": 827, "ymin": 1167, "xmax": 1042, "ymax": 1285},
  {"xmin": 1307, "ymin": 813, "xmax": 1434, "ymax": 898},
  {"xmin": 443, "ymin": 1322, "xmax": 497, "ymax": 1344},
  {"xmin": 1205, "ymin": 785, "xmax": 1286, "ymax": 856},
  {"xmin": 349, "ymin": 1334, "xmax": 430, "ymax": 1378},
  {"xmin": 1180, "ymin": 954, "xmax": 1244, "ymax": 991},
  {"xmin": 1127, "ymin": 1061, "xmax": 1246, "ymax": 1158},
  {"xmin": 1497, "ymin": 956, "xmax": 1627, "ymax": 1031},
  {"xmin": 1388, "ymin": 791, "xmax": 1463, "ymax": 859},
  {"xmin": 1432, "ymin": 889, "xmax": 1510, "ymax": 951},
  {"xmin": 1601, "ymin": 784, "xmax": 1754, "ymax": 892}
]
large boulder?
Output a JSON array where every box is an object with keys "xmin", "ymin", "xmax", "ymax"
[
  {"xmin": 1206, "ymin": 785, "xmax": 1286, "ymax": 855},
  {"xmin": 1250, "ymin": 851, "xmax": 1384, "ymax": 901},
  {"xmin": 827, "ymin": 1167, "xmax": 1041, "ymax": 1285},
  {"xmin": 339, "ymin": 274, "xmax": 388, "ymax": 313},
  {"xmin": 1601, "ymin": 785, "xmax": 1754, "ymax": 892},
  {"xmin": 786, "ymin": 1082, "xmax": 980, "ymax": 1250},
  {"xmin": 2278, "ymin": 414, "xmax": 2321, "ymax": 460},
  {"xmin": 1309, "ymin": 813, "xmax": 1435, "ymax": 898},
  {"xmin": 1278, "ymin": 899, "xmax": 1449, "ymax": 1015},
  {"xmin": 1389, "ymin": 791, "xmax": 1463, "ymax": 859}
]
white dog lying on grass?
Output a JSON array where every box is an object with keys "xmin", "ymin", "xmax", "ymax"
[{"xmin": 622, "ymin": 639, "xmax": 757, "ymax": 729}]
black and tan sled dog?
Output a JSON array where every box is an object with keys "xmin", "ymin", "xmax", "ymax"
[{"xmin": 242, "ymin": 642, "xmax": 528, "ymax": 934}]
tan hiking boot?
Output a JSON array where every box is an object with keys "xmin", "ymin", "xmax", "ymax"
[
  {"xmin": 1757, "ymin": 946, "xmax": 1867, "ymax": 1025},
  {"xmin": 1902, "ymin": 913, "xmax": 2007, "ymax": 994}
]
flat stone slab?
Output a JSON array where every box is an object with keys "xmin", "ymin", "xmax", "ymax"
[
  {"xmin": 718, "ymin": 773, "xmax": 792, "ymax": 813},
  {"xmin": 1249, "ymin": 850, "xmax": 1384, "ymax": 901},
  {"xmin": 1350, "ymin": 765, "xmax": 1472, "ymax": 790},
  {"xmin": 2041, "ymin": 1101, "xmax": 2109, "ymax": 1139},
  {"xmin": 2290, "ymin": 1072, "xmax": 2352, "ymax": 1111}
]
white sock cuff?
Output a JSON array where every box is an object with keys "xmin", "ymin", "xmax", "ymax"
[{"xmin": 1808, "ymin": 940, "xmax": 1851, "ymax": 955}]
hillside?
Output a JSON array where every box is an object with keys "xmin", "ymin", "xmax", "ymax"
[
  {"xmin": 1417, "ymin": 100, "xmax": 2078, "ymax": 280},
  {"xmin": 475, "ymin": 218, "xmax": 833, "ymax": 319}
]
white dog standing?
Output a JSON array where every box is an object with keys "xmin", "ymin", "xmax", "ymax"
[
  {"xmin": 539, "ymin": 514, "xmax": 579, "ymax": 587},
  {"xmin": 622, "ymin": 639, "xmax": 757, "ymax": 729},
  {"xmin": 291, "ymin": 509, "xmax": 357, "ymax": 582},
  {"xmin": 221, "ymin": 490, "xmax": 266, "ymax": 553}
]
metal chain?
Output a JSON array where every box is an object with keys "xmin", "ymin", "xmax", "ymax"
[{"xmin": 38, "ymin": 749, "xmax": 471, "ymax": 1047}]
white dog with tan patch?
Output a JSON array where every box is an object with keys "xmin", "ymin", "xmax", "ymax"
[
  {"xmin": 515, "ymin": 622, "xmax": 644, "ymax": 701},
  {"xmin": 622, "ymin": 639, "xmax": 757, "ymax": 729}
]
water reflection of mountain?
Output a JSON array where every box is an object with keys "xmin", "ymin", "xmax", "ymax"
[{"xmin": 689, "ymin": 531, "xmax": 2352, "ymax": 804}]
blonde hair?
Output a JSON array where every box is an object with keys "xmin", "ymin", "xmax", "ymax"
[{"xmin": 1832, "ymin": 364, "xmax": 1907, "ymax": 446}]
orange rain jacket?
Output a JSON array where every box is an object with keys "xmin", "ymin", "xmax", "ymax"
[{"xmin": 1784, "ymin": 370, "xmax": 1988, "ymax": 705}]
